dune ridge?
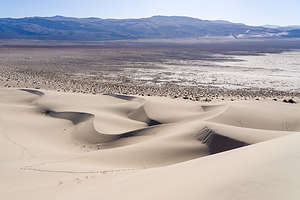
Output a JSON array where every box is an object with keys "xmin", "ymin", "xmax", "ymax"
[{"xmin": 1, "ymin": 88, "xmax": 300, "ymax": 200}]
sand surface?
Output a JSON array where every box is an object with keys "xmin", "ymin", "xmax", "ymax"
[{"xmin": 1, "ymin": 88, "xmax": 300, "ymax": 199}]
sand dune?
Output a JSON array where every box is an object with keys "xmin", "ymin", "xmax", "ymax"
[{"xmin": 1, "ymin": 88, "xmax": 300, "ymax": 199}]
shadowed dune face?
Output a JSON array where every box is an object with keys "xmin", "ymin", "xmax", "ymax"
[
  {"xmin": 106, "ymin": 94, "xmax": 139, "ymax": 101},
  {"xmin": 1, "ymin": 88, "xmax": 300, "ymax": 200},
  {"xmin": 197, "ymin": 127, "xmax": 248, "ymax": 154},
  {"xmin": 127, "ymin": 105, "xmax": 162, "ymax": 126},
  {"xmin": 19, "ymin": 89, "xmax": 45, "ymax": 96},
  {"xmin": 43, "ymin": 110, "xmax": 94, "ymax": 125}
]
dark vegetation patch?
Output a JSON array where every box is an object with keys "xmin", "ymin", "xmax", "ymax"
[{"xmin": 283, "ymin": 99, "xmax": 297, "ymax": 104}]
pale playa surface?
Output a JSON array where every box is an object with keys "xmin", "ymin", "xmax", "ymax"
[{"xmin": 0, "ymin": 88, "xmax": 300, "ymax": 200}]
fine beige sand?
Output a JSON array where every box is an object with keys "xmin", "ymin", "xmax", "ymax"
[{"xmin": 1, "ymin": 88, "xmax": 300, "ymax": 199}]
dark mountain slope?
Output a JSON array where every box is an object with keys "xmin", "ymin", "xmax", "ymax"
[{"xmin": 0, "ymin": 15, "xmax": 296, "ymax": 41}]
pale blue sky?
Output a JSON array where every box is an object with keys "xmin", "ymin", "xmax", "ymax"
[{"xmin": 0, "ymin": 0, "xmax": 299, "ymax": 26}]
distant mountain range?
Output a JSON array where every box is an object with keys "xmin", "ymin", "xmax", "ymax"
[{"xmin": 0, "ymin": 16, "xmax": 299, "ymax": 41}]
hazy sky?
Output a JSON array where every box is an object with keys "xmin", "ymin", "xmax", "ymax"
[{"xmin": 0, "ymin": 0, "xmax": 299, "ymax": 26}]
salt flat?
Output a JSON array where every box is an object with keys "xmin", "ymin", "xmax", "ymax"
[{"xmin": 123, "ymin": 50, "xmax": 300, "ymax": 91}]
